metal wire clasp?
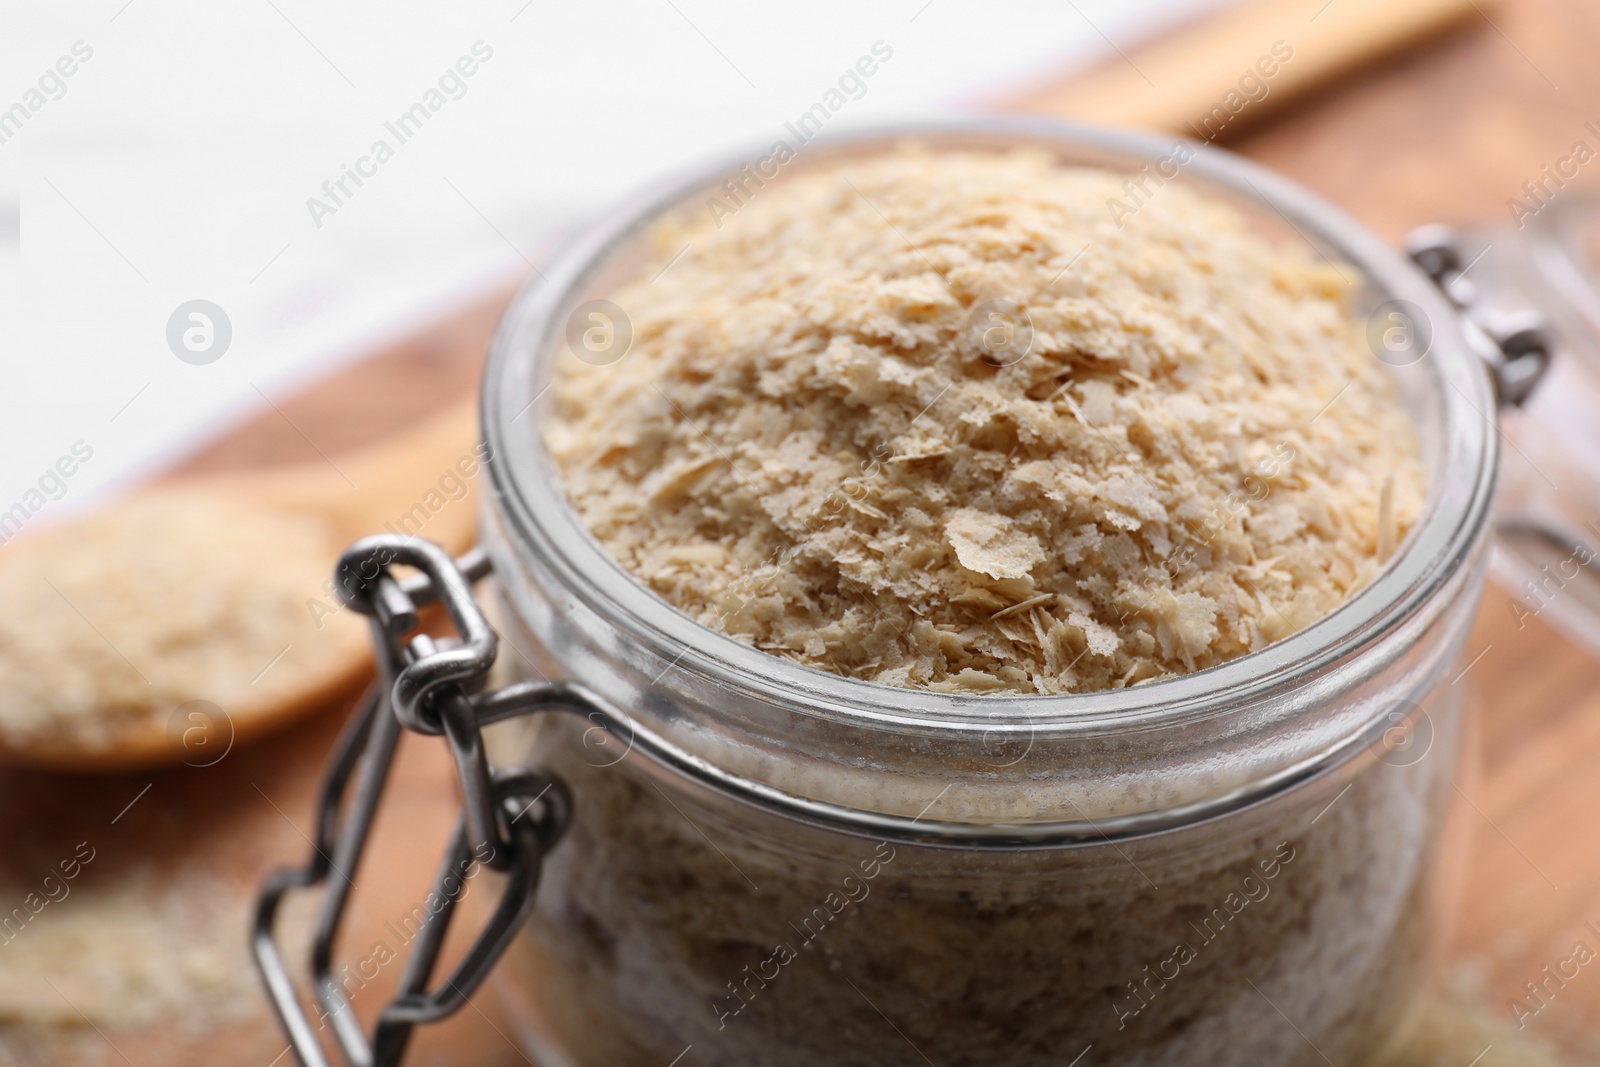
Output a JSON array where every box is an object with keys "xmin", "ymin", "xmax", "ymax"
[{"xmin": 251, "ymin": 537, "xmax": 600, "ymax": 1067}]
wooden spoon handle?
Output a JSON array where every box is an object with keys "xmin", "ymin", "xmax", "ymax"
[
  {"xmin": 1004, "ymin": 0, "xmax": 1480, "ymax": 137},
  {"xmin": 244, "ymin": 396, "xmax": 483, "ymax": 552}
]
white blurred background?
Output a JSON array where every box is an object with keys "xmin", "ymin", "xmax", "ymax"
[{"xmin": 0, "ymin": 0, "xmax": 1213, "ymax": 515}]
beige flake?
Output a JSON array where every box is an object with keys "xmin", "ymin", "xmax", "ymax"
[{"xmin": 945, "ymin": 508, "xmax": 1047, "ymax": 580}]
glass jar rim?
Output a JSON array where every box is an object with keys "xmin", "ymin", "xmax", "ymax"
[{"xmin": 481, "ymin": 116, "xmax": 1497, "ymax": 745}]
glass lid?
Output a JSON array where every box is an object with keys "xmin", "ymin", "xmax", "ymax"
[{"xmin": 1464, "ymin": 196, "xmax": 1600, "ymax": 657}]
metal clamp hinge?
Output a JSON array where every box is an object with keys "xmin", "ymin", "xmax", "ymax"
[{"xmin": 1405, "ymin": 223, "xmax": 1553, "ymax": 408}]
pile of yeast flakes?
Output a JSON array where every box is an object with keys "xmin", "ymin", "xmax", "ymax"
[{"xmin": 546, "ymin": 147, "xmax": 1425, "ymax": 694}]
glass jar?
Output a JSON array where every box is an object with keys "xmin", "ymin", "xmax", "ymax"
[{"xmin": 472, "ymin": 119, "xmax": 1500, "ymax": 1067}]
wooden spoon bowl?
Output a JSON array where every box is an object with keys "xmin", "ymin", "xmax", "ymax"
[{"xmin": 0, "ymin": 400, "xmax": 480, "ymax": 772}]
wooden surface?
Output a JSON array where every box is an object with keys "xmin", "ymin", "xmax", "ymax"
[{"xmin": 6, "ymin": 0, "xmax": 1600, "ymax": 1062}]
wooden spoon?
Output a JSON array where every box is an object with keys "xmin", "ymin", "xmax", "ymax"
[{"xmin": 0, "ymin": 399, "xmax": 480, "ymax": 772}]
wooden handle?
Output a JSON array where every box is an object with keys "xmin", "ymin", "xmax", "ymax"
[
  {"xmin": 1004, "ymin": 0, "xmax": 1481, "ymax": 137},
  {"xmin": 238, "ymin": 397, "xmax": 483, "ymax": 553}
]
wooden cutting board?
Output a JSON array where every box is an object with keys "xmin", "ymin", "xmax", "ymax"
[{"xmin": 4, "ymin": 0, "xmax": 1599, "ymax": 1063}]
